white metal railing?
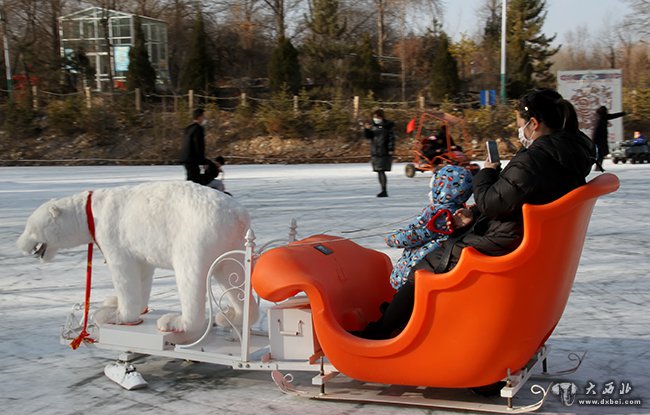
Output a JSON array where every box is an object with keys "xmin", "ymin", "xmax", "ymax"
[{"xmin": 176, "ymin": 219, "xmax": 299, "ymax": 362}]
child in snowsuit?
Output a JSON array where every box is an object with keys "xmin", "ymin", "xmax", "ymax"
[{"xmin": 386, "ymin": 165, "xmax": 473, "ymax": 290}]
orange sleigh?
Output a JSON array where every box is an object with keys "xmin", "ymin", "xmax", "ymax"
[{"xmin": 252, "ymin": 173, "xmax": 620, "ymax": 389}]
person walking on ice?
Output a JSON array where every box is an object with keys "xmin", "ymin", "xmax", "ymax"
[{"xmin": 363, "ymin": 109, "xmax": 395, "ymax": 197}]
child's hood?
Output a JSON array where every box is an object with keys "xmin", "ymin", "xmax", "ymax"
[{"xmin": 430, "ymin": 166, "xmax": 473, "ymax": 205}]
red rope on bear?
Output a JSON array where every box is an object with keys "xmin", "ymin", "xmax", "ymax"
[{"xmin": 70, "ymin": 191, "xmax": 97, "ymax": 350}]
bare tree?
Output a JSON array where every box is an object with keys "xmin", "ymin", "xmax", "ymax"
[
  {"xmin": 160, "ymin": 0, "xmax": 192, "ymax": 90},
  {"xmin": 0, "ymin": 0, "xmax": 86, "ymax": 92},
  {"xmin": 618, "ymin": 23, "xmax": 639, "ymax": 87},
  {"xmin": 562, "ymin": 25, "xmax": 596, "ymax": 69},
  {"xmin": 596, "ymin": 20, "xmax": 619, "ymax": 69},
  {"xmin": 261, "ymin": 0, "xmax": 286, "ymax": 39},
  {"xmin": 374, "ymin": 0, "xmax": 442, "ymax": 58},
  {"xmin": 625, "ymin": 0, "xmax": 650, "ymax": 39}
]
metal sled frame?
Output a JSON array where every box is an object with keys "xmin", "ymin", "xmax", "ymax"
[
  {"xmin": 271, "ymin": 345, "xmax": 566, "ymax": 413},
  {"xmin": 61, "ymin": 212, "xmax": 591, "ymax": 413},
  {"xmin": 62, "ymin": 220, "xmax": 337, "ymax": 376}
]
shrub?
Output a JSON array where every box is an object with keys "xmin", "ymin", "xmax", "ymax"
[
  {"xmin": 3, "ymin": 100, "xmax": 37, "ymax": 137},
  {"xmin": 257, "ymin": 86, "xmax": 300, "ymax": 136},
  {"xmin": 46, "ymin": 98, "xmax": 84, "ymax": 135},
  {"xmin": 80, "ymin": 103, "xmax": 118, "ymax": 142}
]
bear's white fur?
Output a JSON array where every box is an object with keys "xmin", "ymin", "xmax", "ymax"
[{"xmin": 17, "ymin": 181, "xmax": 255, "ymax": 342}]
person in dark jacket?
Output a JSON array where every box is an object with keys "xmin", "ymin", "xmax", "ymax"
[
  {"xmin": 181, "ymin": 108, "xmax": 218, "ymax": 185},
  {"xmin": 592, "ymin": 106, "xmax": 626, "ymax": 172},
  {"xmin": 358, "ymin": 88, "xmax": 596, "ymax": 340},
  {"xmin": 364, "ymin": 109, "xmax": 395, "ymax": 197},
  {"xmin": 631, "ymin": 130, "xmax": 647, "ymax": 145}
]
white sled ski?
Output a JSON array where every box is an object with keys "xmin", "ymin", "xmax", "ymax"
[{"xmin": 104, "ymin": 361, "xmax": 148, "ymax": 390}]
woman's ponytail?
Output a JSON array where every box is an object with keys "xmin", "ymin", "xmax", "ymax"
[{"xmin": 557, "ymin": 99, "xmax": 579, "ymax": 133}]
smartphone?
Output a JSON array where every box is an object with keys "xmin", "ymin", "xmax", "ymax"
[{"xmin": 486, "ymin": 140, "xmax": 500, "ymax": 163}]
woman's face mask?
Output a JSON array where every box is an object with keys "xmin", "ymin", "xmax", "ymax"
[
  {"xmin": 518, "ymin": 120, "xmax": 535, "ymax": 148},
  {"xmin": 373, "ymin": 117, "xmax": 382, "ymax": 125}
]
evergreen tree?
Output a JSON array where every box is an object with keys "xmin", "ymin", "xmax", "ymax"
[
  {"xmin": 347, "ymin": 33, "xmax": 381, "ymax": 95},
  {"xmin": 302, "ymin": 0, "xmax": 348, "ymax": 88},
  {"xmin": 268, "ymin": 37, "xmax": 302, "ymax": 94},
  {"xmin": 450, "ymin": 34, "xmax": 480, "ymax": 82},
  {"xmin": 506, "ymin": 0, "xmax": 559, "ymax": 98},
  {"xmin": 429, "ymin": 32, "xmax": 461, "ymax": 102},
  {"xmin": 181, "ymin": 9, "xmax": 215, "ymax": 93},
  {"xmin": 126, "ymin": 16, "xmax": 157, "ymax": 94}
]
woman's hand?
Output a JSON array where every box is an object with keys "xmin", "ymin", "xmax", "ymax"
[
  {"xmin": 450, "ymin": 208, "xmax": 473, "ymax": 229},
  {"xmin": 484, "ymin": 158, "xmax": 501, "ymax": 170}
]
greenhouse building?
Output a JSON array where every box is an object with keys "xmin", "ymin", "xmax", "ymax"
[{"xmin": 59, "ymin": 7, "xmax": 168, "ymax": 91}]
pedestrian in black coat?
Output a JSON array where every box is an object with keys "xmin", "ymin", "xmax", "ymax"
[
  {"xmin": 592, "ymin": 106, "xmax": 626, "ymax": 172},
  {"xmin": 359, "ymin": 88, "xmax": 596, "ymax": 340},
  {"xmin": 363, "ymin": 109, "xmax": 395, "ymax": 197},
  {"xmin": 181, "ymin": 108, "xmax": 218, "ymax": 185}
]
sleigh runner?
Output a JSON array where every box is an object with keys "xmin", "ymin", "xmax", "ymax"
[{"xmin": 61, "ymin": 173, "xmax": 619, "ymax": 413}]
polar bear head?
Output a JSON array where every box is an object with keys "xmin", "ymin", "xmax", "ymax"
[{"xmin": 17, "ymin": 194, "xmax": 89, "ymax": 262}]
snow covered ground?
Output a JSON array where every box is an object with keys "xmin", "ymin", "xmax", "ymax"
[{"xmin": 1, "ymin": 162, "xmax": 648, "ymax": 415}]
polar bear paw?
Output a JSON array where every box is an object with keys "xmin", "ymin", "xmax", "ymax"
[
  {"xmin": 93, "ymin": 306, "xmax": 144, "ymax": 326},
  {"xmin": 102, "ymin": 296, "xmax": 148, "ymax": 315},
  {"xmin": 93, "ymin": 306, "xmax": 118, "ymax": 325},
  {"xmin": 157, "ymin": 313, "xmax": 186, "ymax": 333},
  {"xmin": 102, "ymin": 296, "xmax": 118, "ymax": 308}
]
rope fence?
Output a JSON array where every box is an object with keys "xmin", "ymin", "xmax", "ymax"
[{"xmin": 0, "ymin": 85, "xmax": 458, "ymax": 116}]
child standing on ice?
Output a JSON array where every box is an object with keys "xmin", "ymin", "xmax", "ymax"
[
  {"xmin": 386, "ymin": 165, "xmax": 473, "ymax": 289},
  {"xmin": 207, "ymin": 156, "xmax": 232, "ymax": 196}
]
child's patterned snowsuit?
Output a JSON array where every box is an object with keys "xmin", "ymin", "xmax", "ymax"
[{"xmin": 386, "ymin": 165, "xmax": 473, "ymax": 289}]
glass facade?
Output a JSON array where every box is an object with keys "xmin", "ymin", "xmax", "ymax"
[{"xmin": 60, "ymin": 7, "xmax": 169, "ymax": 90}]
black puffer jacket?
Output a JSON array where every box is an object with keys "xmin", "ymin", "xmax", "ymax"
[
  {"xmin": 444, "ymin": 129, "xmax": 595, "ymax": 269},
  {"xmin": 364, "ymin": 120, "xmax": 395, "ymax": 171},
  {"xmin": 180, "ymin": 123, "xmax": 206, "ymax": 164},
  {"xmin": 592, "ymin": 110, "xmax": 626, "ymax": 159}
]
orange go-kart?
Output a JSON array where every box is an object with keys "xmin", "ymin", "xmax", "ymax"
[{"xmin": 405, "ymin": 112, "xmax": 479, "ymax": 177}]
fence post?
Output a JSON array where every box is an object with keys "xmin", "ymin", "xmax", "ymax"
[
  {"xmin": 84, "ymin": 87, "xmax": 92, "ymax": 109},
  {"xmin": 418, "ymin": 96, "xmax": 425, "ymax": 111},
  {"xmin": 353, "ymin": 96, "xmax": 360, "ymax": 119},
  {"xmin": 293, "ymin": 95, "xmax": 299, "ymax": 116},
  {"xmin": 241, "ymin": 92, "xmax": 247, "ymax": 107},
  {"xmin": 188, "ymin": 90, "xmax": 194, "ymax": 113},
  {"xmin": 32, "ymin": 86, "xmax": 38, "ymax": 110},
  {"xmin": 135, "ymin": 88, "xmax": 141, "ymax": 112}
]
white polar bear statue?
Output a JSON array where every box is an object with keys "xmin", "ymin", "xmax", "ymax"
[{"xmin": 17, "ymin": 181, "xmax": 256, "ymax": 341}]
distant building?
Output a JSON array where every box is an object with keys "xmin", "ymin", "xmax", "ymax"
[{"xmin": 59, "ymin": 7, "xmax": 168, "ymax": 91}]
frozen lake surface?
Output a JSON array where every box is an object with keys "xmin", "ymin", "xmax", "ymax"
[{"xmin": 1, "ymin": 162, "xmax": 648, "ymax": 414}]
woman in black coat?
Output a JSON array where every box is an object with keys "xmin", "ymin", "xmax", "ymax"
[
  {"xmin": 364, "ymin": 109, "xmax": 395, "ymax": 197},
  {"xmin": 359, "ymin": 89, "xmax": 596, "ymax": 340},
  {"xmin": 592, "ymin": 106, "xmax": 626, "ymax": 172}
]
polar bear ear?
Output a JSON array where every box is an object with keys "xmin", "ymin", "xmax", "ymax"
[{"xmin": 48, "ymin": 204, "xmax": 61, "ymax": 218}]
